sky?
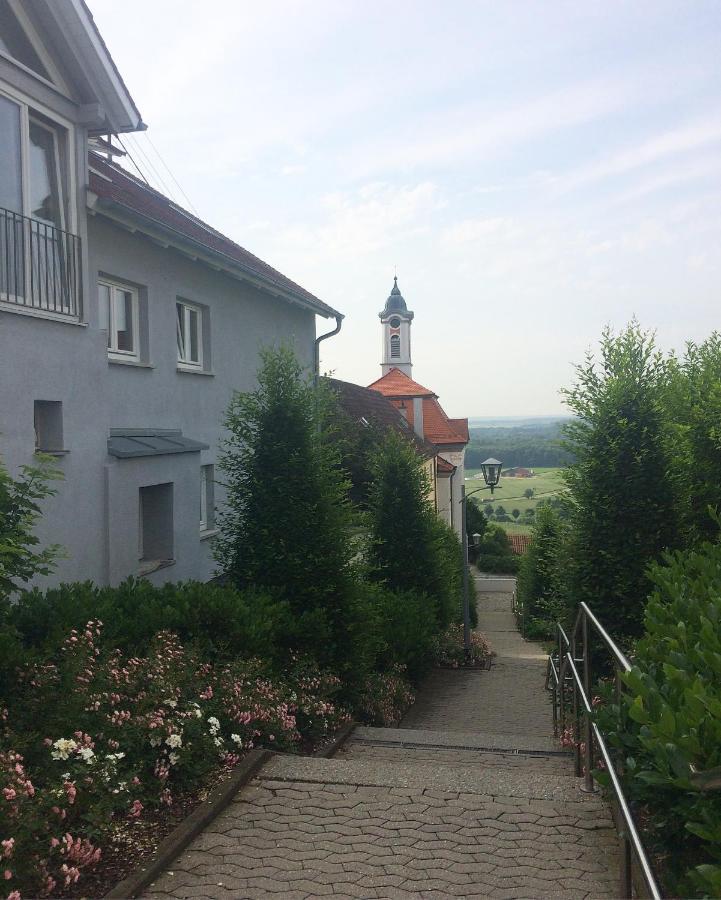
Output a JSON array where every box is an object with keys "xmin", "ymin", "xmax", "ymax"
[{"xmin": 88, "ymin": 0, "xmax": 721, "ymax": 417}]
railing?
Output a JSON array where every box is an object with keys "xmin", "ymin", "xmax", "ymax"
[
  {"xmin": 546, "ymin": 603, "xmax": 662, "ymax": 899},
  {"xmin": 0, "ymin": 206, "xmax": 82, "ymax": 319}
]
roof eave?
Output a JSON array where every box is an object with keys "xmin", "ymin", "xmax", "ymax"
[
  {"xmin": 46, "ymin": 0, "xmax": 144, "ymax": 133},
  {"xmin": 90, "ymin": 197, "xmax": 341, "ymax": 319}
]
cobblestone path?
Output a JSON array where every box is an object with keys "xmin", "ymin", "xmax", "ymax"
[{"xmin": 142, "ymin": 578, "xmax": 619, "ymax": 899}]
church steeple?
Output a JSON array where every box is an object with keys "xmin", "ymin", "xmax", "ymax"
[{"xmin": 379, "ymin": 276, "xmax": 414, "ymax": 376}]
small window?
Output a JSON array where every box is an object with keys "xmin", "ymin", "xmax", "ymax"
[
  {"xmin": 34, "ymin": 400, "xmax": 63, "ymax": 452},
  {"xmin": 176, "ymin": 300, "xmax": 202, "ymax": 368},
  {"xmin": 99, "ymin": 279, "xmax": 140, "ymax": 360},
  {"xmin": 200, "ymin": 464, "xmax": 214, "ymax": 534},
  {"xmin": 390, "ymin": 334, "xmax": 401, "ymax": 358},
  {"xmin": 139, "ymin": 483, "xmax": 174, "ymax": 573}
]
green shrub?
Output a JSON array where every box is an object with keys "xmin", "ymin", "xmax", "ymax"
[
  {"xmin": 516, "ymin": 504, "xmax": 565, "ymax": 639},
  {"xmin": 599, "ymin": 538, "xmax": 721, "ymax": 897},
  {"xmin": 366, "ymin": 585, "xmax": 437, "ymax": 682},
  {"xmin": 476, "ymin": 554, "xmax": 519, "ymax": 575}
]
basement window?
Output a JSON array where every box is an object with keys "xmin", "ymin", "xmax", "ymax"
[
  {"xmin": 34, "ymin": 400, "xmax": 65, "ymax": 453},
  {"xmin": 139, "ymin": 483, "xmax": 174, "ymax": 574}
]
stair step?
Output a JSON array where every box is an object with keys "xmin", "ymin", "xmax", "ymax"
[
  {"xmin": 262, "ymin": 753, "xmax": 592, "ymax": 803},
  {"xmin": 353, "ymin": 725, "xmax": 561, "ymax": 754},
  {"xmin": 340, "ymin": 741, "xmax": 573, "ymax": 776}
]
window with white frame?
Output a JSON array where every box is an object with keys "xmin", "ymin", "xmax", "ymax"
[
  {"xmin": 0, "ymin": 87, "xmax": 79, "ymax": 317},
  {"xmin": 99, "ymin": 278, "xmax": 139, "ymax": 360},
  {"xmin": 200, "ymin": 464, "xmax": 214, "ymax": 533},
  {"xmin": 176, "ymin": 300, "xmax": 203, "ymax": 368}
]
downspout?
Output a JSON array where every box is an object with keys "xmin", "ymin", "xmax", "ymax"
[{"xmin": 314, "ymin": 314, "xmax": 344, "ymax": 386}]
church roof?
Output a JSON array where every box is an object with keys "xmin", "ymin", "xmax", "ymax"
[
  {"xmin": 368, "ymin": 367, "xmax": 436, "ymax": 398},
  {"xmin": 327, "ymin": 378, "xmax": 436, "ymax": 458},
  {"xmin": 367, "ymin": 370, "xmax": 469, "ymax": 447},
  {"xmin": 380, "ymin": 276, "xmax": 411, "ymax": 316}
]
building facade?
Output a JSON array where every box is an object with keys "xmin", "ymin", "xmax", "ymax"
[
  {"xmin": 0, "ymin": 0, "xmax": 341, "ymax": 589},
  {"xmin": 369, "ymin": 279, "xmax": 468, "ymax": 538}
]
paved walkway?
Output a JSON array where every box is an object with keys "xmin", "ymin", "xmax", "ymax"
[{"xmin": 142, "ymin": 577, "xmax": 619, "ymax": 899}]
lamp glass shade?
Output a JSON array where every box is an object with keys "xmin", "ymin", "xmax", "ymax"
[{"xmin": 481, "ymin": 457, "xmax": 503, "ymax": 487}]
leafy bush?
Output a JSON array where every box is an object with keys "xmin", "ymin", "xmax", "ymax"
[
  {"xmin": 0, "ymin": 621, "xmax": 349, "ymax": 898},
  {"xmin": 214, "ymin": 346, "xmax": 358, "ymax": 674},
  {"xmin": 431, "ymin": 624, "xmax": 493, "ymax": 668},
  {"xmin": 0, "ymin": 579, "xmax": 291, "ymax": 689},
  {"xmin": 599, "ymin": 539, "xmax": 721, "ymax": 897},
  {"xmin": 562, "ymin": 323, "xmax": 679, "ymax": 639},
  {"xmin": 356, "ymin": 666, "xmax": 415, "ymax": 727},
  {"xmin": 516, "ymin": 504, "xmax": 565, "ymax": 638},
  {"xmin": 476, "ymin": 553, "xmax": 519, "ymax": 575}
]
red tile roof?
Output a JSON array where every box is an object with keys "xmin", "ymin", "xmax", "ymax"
[
  {"xmin": 326, "ymin": 378, "xmax": 436, "ymax": 458},
  {"xmin": 449, "ymin": 417, "xmax": 470, "ymax": 443},
  {"xmin": 508, "ymin": 533, "xmax": 533, "ymax": 555},
  {"xmin": 367, "ymin": 368, "xmax": 436, "ymax": 398},
  {"xmin": 88, "ymin": 152, "xmax": 340, "ymax": 318},
  {"xmin": 436, "ymin": 456, "xmax": 455, "ymax": 474},
  {"xmin": 422, "ymin": 398, "xmax": 468, "ymax": 445}
]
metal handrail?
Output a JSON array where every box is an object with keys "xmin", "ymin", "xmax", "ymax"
[{"xmin": 547, "ymin": 605, "xmax": 662, "ymax": 900}]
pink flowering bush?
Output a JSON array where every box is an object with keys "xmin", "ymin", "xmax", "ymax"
[
  {"xmin": 357, "ymin": 666, "xmax": 415, "ymax": 726},
  {"xmin": 1, "ymin": 621, "xmax": 350, "ymax": 898},
  {"xmin": 431, "ymin": 624, "xmax": 494, "ymax": 668}
]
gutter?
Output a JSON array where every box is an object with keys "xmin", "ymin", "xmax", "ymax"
[{"xmin": 314, "ymin": 315, "xmax": 344, "ymax": 385}]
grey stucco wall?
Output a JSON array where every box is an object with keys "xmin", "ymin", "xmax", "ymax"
[{"xmin": 0, "ymin": 213, "xmax": 317, "ymax": 589}]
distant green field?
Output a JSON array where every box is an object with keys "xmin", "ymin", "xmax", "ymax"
[{"xmin": 465, "ymin": 466, "xmax": 566, "ymax": 536}]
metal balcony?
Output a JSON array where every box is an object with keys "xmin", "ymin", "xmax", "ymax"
[{"xmin": 0, "ymin": 206, "xmax": 82, "ymax": 319}]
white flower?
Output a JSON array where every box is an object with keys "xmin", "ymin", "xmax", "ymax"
[
  {"xmin": 193, "ymin": 708, "xmax": 202, "ymax": 718},
  {"xmin": 230, "ymin": 734, "xmax": 243, "ymax": 746},
  {"xmin": 51, "ymin": 738, "xmax": 78, "ymax": 761},
  {"xmin": 149, "ymin": 737, "xmax": 161, "ymax": 748},
  {"xmin": 118, "ymin": 781, "xmax": 127, "ymax": 792},
  {"xmin": 207, "ymin": 716, "xmax": 220, "ymax": 734},
  {"xmin": 78, "ymin": 746, "xmax": 95, "ymax": 763},
  {"xmin": 213, "ymin": 737, "xmax": 223, "ymax": 748},
  {"xmin": 168, "ymin": 752, "xmax": 180, "ymax": 766},
  {"xmin": 166, "ymin": 733, "xmax": 183, "ymax": 749},
  {"xmin": 165, "ymin": 699, "xmax": 178, "ymax": 708}
]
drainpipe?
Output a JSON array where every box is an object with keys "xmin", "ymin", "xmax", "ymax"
[{"xmin": 314, "ymin": 314, "xmax": 344, "ymax": 387}]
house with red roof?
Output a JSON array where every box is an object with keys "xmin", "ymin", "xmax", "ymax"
[
  {"xmin": 0, "ymin": 0, "xmax": 343, "ymax": 588},
  {"xmin": 368, "ymin": 279, "xmax": 469, "ymax": 536}
]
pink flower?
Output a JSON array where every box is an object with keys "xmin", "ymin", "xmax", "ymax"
[
  {"xmin": 2, "ymin": 788, "xmax": 16, "ymax": 802},
  {"xmin": 7, "ymin": 891, "xmax": 20, "ymax": 900},
  {"xmin": 3, "ymin": 870, "xmax": 12, "ymax": 880},
  {"xmin": 50, "ymin": 837, "xmax": 60, "ymax": 848},
  {"xmin": 128, "ymin": 799, "xmax": 143, "ymax": 819},
  {"xmin": 0, "ymin": 839, "xmax": 13, "ymax": 859},
  {"xmin": 63, "ymin": 781, "xmax": 77, "ymax": 805}
]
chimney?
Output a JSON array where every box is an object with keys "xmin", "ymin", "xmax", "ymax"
[{"xmin": 412, "ymin": 397, "xmax": 424, "ymax": 439}]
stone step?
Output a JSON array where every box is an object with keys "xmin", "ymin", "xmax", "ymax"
[
  {"xmin": 261, "ymin": 752, "xmax": 590, "ymax": 803},
  {"xmin": 353, "ymin": 725, "xmax": 561, "ymax": 754},
  {"xmin": 340, "ymin": 742, "xmax": 573, "ymax": 776}
]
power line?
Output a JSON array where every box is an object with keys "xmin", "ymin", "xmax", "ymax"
[
  {"xmin": 124, "ymin": 132, "xmax": 176, "ymax": 201},
  {"xmin": 116, "ymin": 135, "xmax": 151, "ymax": 187},
  {"xmin": 142, "ymin": 132, "xmax": 200, "ymax": 216}
]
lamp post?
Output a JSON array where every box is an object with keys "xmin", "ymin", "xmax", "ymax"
[{"xmin": 460, "ymin": 459, "xmax": 503, "ymax": 661}]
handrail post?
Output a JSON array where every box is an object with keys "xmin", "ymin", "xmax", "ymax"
[
  {"xmin": 581, "ymin": 610, "xmax": 598, "ymax": 793},
  {"xmin": 620, "ymin": 833, "xmax": 632, "ymax": 899},
  {"xmin": 558, "ymin": 626, "xmax": 566, "ymax": 739},
  {"xmin": 570, "ymin": 629, "xmax": 582, "ymax": 777}
]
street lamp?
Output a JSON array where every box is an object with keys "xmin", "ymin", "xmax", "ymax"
[
  {"xmin": 460, "ymin": 459, "xmax": 503, "ymax": 662},
  {"xmin": 480, "ymin": 458, "xmax": 503, "ymax": 496}
]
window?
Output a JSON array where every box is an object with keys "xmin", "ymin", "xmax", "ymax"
[
  {"xmin": 390, "ymin": 333, "xmax": 401, "ymax": 358},
  {"xmin": 99, "ymin": 279, "xmax": 139, "ymax": 360},
  {"xmin": 0, "ymin": 90, "xmax": 79, "ymax": 318},
  {"xmin": 34, "ymin": 400, "xmax": 63, "ymax": 452},
  {"xmin": 0, "ymin": 0, "xmax": 51, "ymax": 81},
  {"xmin": 200, "ymin": 464, "xmax": 214, "ymax": 534},
  {"xmin": 176, "ymin": 300, "xmax": 202, "ymax": 369},
  {"xmin": 139, "ymin": 483, "xmax": 174, "ymax": 573}
]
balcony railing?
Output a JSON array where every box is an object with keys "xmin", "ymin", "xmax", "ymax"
[{"xmin": 0, "ymin": 206, "xmax": 82, "ymax": 319}]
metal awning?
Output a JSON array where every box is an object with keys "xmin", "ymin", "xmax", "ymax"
[{"xmin": 107, "ymin": 429, "xmax": 208, "ymax": 459}]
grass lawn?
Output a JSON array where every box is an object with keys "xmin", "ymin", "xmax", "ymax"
[{"xmin": 465, "ymin": 466, "xmax": 566, "ymax": 537}]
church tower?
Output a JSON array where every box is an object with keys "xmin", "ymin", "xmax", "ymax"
[{"xmin": 379, "ymin": 276, "xmax": 414, "ymax": 376}]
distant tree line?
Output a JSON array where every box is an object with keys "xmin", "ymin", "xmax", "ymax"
[{"xmin": 465, "ymin": 422, "xmax": 572, "ymax": 469}]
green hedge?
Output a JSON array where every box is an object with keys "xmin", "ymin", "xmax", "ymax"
[{"xmin": 599, "ymin": 539, "xmax": 721, "ymax": 897}]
